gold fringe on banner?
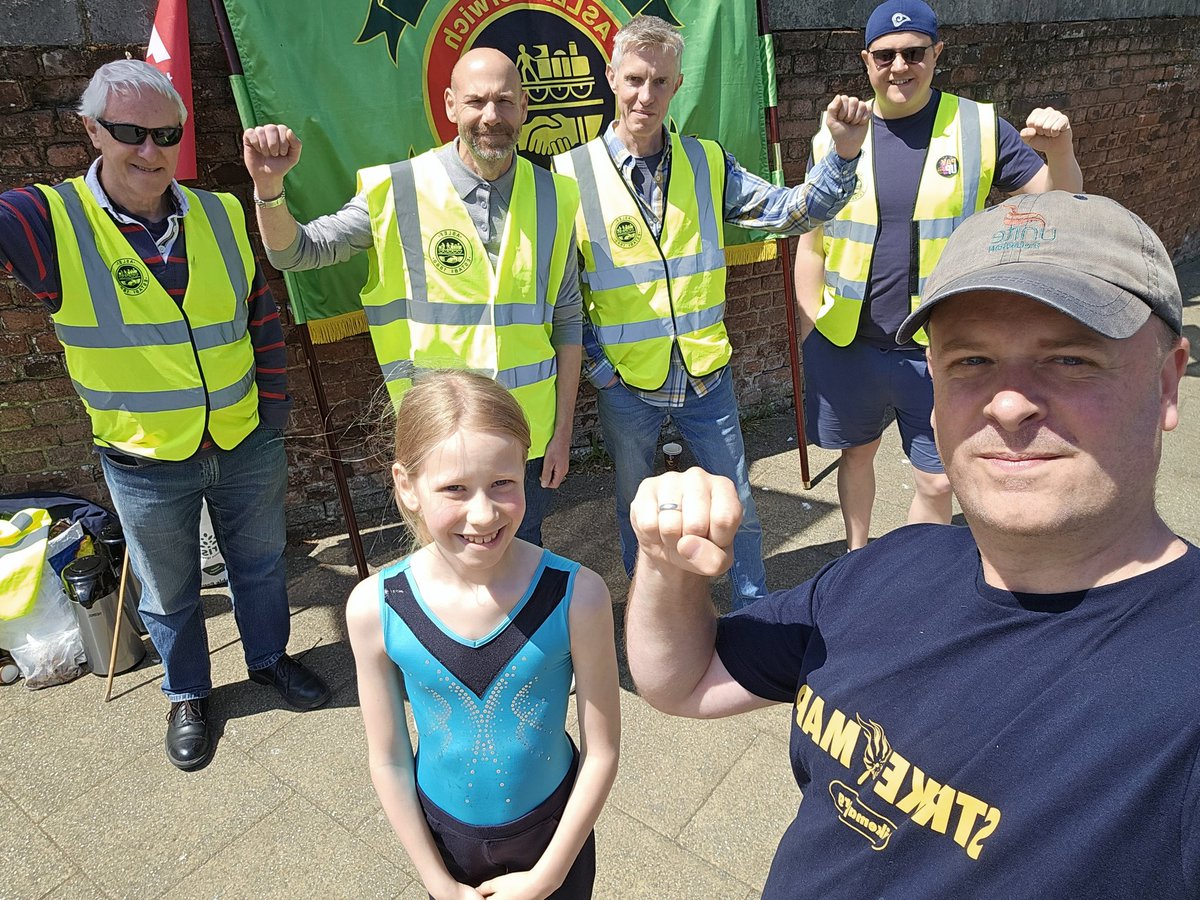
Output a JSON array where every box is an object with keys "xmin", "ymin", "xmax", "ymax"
[
  {"xmin": 725, "ymin": 241, "xmax": 779, "ymax": 267},
  {"xmin": 305, "ymin": 309, "xmax": 370, "ymax": 344}
]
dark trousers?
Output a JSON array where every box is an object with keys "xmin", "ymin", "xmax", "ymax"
[{"xmin": 418, "ymin": 749, "xmax": 595, "ymax": 898}]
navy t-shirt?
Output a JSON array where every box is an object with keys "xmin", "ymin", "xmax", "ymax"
[
  {"xmin": 716, "ymin": 525, "xmax": 1200, "ymax": 899},
  {"xmin": 850, "ymin": 90, "xmax": 1045, "ymax": 348}
]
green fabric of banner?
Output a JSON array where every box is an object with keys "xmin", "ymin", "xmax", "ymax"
[{"xmin": 221, "ymin": 0, "xmax": 772, "ymax": 339}]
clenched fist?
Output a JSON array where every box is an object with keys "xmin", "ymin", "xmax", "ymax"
[
  {"xmin": 242, "ymin": 124, "xmax": 302, "ymax": 198},
  {"xmin": 826, "ymin": 94, "xmax": 872, "ymax": 161},
  {"xmin": 631, "ymin": 468, "xmax": 741, "ymax": 579},
  {"xmin": 1020, "ymin": 107, "xmax": 1072, "ymax": 154}
]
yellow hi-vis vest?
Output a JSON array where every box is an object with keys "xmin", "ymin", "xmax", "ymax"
[
  {"xmin": 555, "ymin": 133, "xmax": 729, "ymax": 391},
  {"xmin": 358, "ymin": 149, "xmax": 578, "ymax": 460},
  {"xmin": 0, "ymin": 508, "xmax": 51, "ymax": 620},
  {"xmin": 812, "ymin": 92, "xmax": 997, "ymax": 347},
  {"xmin": 39, "ymin": 178, "xmax": 259, "ymax": 460}
]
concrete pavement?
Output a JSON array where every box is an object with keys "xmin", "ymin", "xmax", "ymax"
[{"xmin": 3, "ymin": 261, "xmax": 1198, "ymax": 899}]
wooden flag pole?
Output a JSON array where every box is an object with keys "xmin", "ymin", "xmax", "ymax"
[
  {"xmin": 209, "ymin": 0, "xmax": 369, "ymax": 578},
  {"xmin": 756, "ymin": 0, "xmax": 812, "ymax": 489}
]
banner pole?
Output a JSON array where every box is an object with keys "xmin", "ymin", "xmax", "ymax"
[
  {"xmin": 756, "ymin": 0, "xmax": 811, "ymax": 489},
  {"xmin": 208, "ymin": 0, "xmax": 370, "ymax": 577}
]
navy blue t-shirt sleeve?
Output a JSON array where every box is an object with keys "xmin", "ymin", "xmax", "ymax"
[
  {"xmin": 715, "ymin": 559, "xmax": 839, "ymax": 702},
  {"xmin": 0, "ymin": 186, "xmax": 62, "ymax": 311},
  {"xmin": 993, "ymin": 117, "xmax": 1047, "ymax": 194}
]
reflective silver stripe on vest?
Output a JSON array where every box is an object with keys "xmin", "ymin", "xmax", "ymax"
[
  {"xmin": 380, "ymin": 358, "xmax": 553, "ymax": 391},
  {"xmin": 530, "ymin": 165, "xmax": 557, "ymax": 310},
  {"xmin": 917, "ymin": 217, "xmax": 961, "ymax": 241},
  {"xmin": 680, "ymin": 137, "xmax": 722, "ymax": 252},
  {"xmin": 208, "ymin": 365, "xmax": 255, "ymax": 410},
  {"xmin": 568, "ymin": 145, "xmax": 614, "ymax": 285},
  {"xmin": 824, "ymin": 220, "xmax": 876, "ymax": 244},
  {"xmin": 71, "ymin": 379, "xmax": 206, "ymax": 412},
  {"xmin": 825, "ymin": 271, "xmax": 867, "ymax": 301},
  {"xmin": 957, "ymin": 99, "xmax": 984, "ymax": 215},
  {"xmin": 71, "ymin": 363, "xmax": 253, "ymax": 414},
  {"xmin": 592, "ymin": 302, "xmax": 726, "ymax": 346},
  {"xmin": 390, "ymin": 160, "xmax": 427, "ymax": 303},
  {"xmin": 53, "ymin": 183, "xmax": 192, "ymax": 349},
  {"xmin": 52, "ymin": 183, "xmax": 247, "ymax": 350},
  {"xmin": 363, "ymin": 296, "xmax": 550, "ymax": 328},
  {"xmin": 495, "ymin": 356, "xmax": 557, "ymax": 390},
  {"xmin": 194, "ymin": 190, "xmax": 250, "ymax": 313}
]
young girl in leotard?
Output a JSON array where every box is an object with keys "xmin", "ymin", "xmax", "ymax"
[{"xmin": 347, "ymin": 370, "xmax": 620, "ymax": 899}]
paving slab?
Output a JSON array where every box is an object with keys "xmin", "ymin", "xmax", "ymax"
[
  {"xmin": 39, "ymin": 743, "xmax": 291, "ymax": 899},
  {"xmin": 163, "ymin": 796, "xmax": 409, "ymax": 900}
]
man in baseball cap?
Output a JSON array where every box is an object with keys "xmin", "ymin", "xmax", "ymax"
[
  {"xmin": 625, "ymin": 192, "xmax": 1198, "ymax": 897},
  {"xmin": 794, "ymin": 0, "xmax": 1084, "ymax": 554}
]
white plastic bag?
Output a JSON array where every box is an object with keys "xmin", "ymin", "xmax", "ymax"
[
  {"xmin": 199, "ymin": 499, "xmax": 228, "ymax": 588},
  {"xmin": 0, "ymin": 560, "xmax": 86, "ymax": 689}
]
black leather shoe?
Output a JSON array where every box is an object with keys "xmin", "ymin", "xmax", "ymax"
[
  {"xmin": 248, "ymin": 653, "xmax": 331, "ymax": 710},
  {"xmin": 165, "ymin": 698, "xmax": 212, "ymax": 770}
]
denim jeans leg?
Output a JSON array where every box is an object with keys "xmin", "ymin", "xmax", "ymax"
[
  {"xmin": 595, "ymin": 382, "xmax": 667, "ymax": 577},
  {"xmin": 100, "ymin": 453, "xmax": 211, "ymax": 701},
  {"xmin": 204, "ymin": 424, "xmax": 291, "ymax": 671},
  {"xmin": 672, "ymin": 373, "xmax": 767, "ymax": 608},
  {"xmin": 517, "ymin": 457, "xmax": 551, "ymax": 547}
]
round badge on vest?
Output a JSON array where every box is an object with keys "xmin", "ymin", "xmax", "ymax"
[
  {"xmin": 610, "ymin": 215, "xmax": 642, "ymax": 249},
  {"xmin": 110, "ymin": 258, "xmax": 150, "ymax": 295},
  {"xmin": 430, "ymin": 230, "xmax": 472, "ymax": 275},
  {"xmin": 936, "ymin": 155, "xmax": 960, "ymax": 177}
]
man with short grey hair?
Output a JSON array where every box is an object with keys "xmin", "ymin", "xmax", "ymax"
[
  {"xmin": 626, "ymin": 191, "xmax": 1198, "ymax": 897},
  {"xmin": 554, "ymin": 15, "xmax": 870, "ymax": 609},
  {"xmin": 0, "ymin": 59, "xmax": 330, "ymax": 771}
]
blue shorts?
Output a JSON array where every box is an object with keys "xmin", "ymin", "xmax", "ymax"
[
  {"xmin": 417, "ymin": 746, "xmax": 595, "ymax": 897},
  {"xmin": 801, "ymin": 330, "xmax": 944, "ymax": 474}
]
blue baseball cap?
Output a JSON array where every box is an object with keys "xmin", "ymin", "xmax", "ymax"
[{"xmin": 865, "ymin": 0, "xmax": 939, "ymax": 47}]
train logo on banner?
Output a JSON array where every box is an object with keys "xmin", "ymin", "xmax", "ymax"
[{"xmin": 356, "ymin": 0, "xmax": 683, "ymax": 168}]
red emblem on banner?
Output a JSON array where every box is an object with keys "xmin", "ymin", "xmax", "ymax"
[{"xmin": 146, "ymin": 0, "xmax": 197, "ymax": 180}]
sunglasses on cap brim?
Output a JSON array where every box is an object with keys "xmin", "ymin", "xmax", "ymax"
[{"xmin": 97, "ymin": 119, "xmax": 184, "ymax": 147}]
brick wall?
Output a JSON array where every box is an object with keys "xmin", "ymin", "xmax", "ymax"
[{"xmin": 2, "ymin": 16, "xmax": 1198, "ymax": 529}]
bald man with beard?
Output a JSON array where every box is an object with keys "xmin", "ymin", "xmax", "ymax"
[{"xmin": 244, "ymin": 49, "xmax": 583, "ymax": 547}]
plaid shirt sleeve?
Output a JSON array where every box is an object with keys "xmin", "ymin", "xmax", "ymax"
[{"xmin": 722, "ymin": 148, "xmax": 859, "ymax": 235}]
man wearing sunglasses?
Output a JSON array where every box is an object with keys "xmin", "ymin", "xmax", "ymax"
[
  {"xmin": 0, "ymin": 60, "xmax": 330, "ymax": 771},
  {"xmin": 794, "ymin": 0, "xmax": 1082, "ymax": 552}
]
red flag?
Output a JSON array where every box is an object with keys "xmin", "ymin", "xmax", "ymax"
[{"xmin": 146, "ymin": 0, "xmax": 196, "ymax": 180}]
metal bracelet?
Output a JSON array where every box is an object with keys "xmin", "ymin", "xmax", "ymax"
[{"xmin": 253, "ymin": 189, "xmax": 287, "ymax": 208}]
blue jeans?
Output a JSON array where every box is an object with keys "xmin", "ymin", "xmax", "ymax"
[
  {"xmin": 100, "ymin": 423, "xmax": 291, "ymax": 702},
  {"xmin": 518, "ymin": 457, "xmax": 552, "ymax": 547},
  {"xmin": 596, "ymin": 371, "xmax": 766, "ymax": 608}
]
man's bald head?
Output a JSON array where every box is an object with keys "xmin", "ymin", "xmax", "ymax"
[{"xmin": 450, "ymin": 47, "xmax": 521, "ymax": 95}]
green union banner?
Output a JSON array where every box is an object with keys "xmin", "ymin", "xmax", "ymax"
[{"xmin": 220, "ymin": 0, "xmax": 773, "ymax": 342}]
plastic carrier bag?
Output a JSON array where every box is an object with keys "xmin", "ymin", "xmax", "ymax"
[{"xmin": 0, "ymin": 516, "xmax": 87, "ymax": 689}]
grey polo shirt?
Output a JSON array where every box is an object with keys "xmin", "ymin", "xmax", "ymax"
[{"xmin": 266, "ymin": 140, "xmax": 582, "ymax": 346}]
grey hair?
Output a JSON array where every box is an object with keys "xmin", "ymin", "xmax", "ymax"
[
  {"xmin": 77, "ymin": 59, "xmax": 187, "ymax": 124},
  {"xmin": 610, "ymin": 15, "xmax": 684, "ymax": 71}
]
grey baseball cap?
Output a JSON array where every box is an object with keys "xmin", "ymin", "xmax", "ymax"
[{"xmin": 896, "ymin": 191, "xmax": 1183, "ymax": 343}]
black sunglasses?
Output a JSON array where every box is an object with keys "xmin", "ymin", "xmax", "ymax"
[
  {"xmin": 869, "ymin": 45, "xmax": 933, "ymax": 66},
  {"xmin": 96, "ymin": 119, "xmax": 184, "ymax": 147}
]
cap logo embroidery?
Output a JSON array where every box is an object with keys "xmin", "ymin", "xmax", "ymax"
[
  {"xmin": 891, "ymin": 12, "xmax": 912, "ymax": 26},
  {"xmin": 989, "ymin": 205, "xmax": 1057, "ymax": 251}
]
